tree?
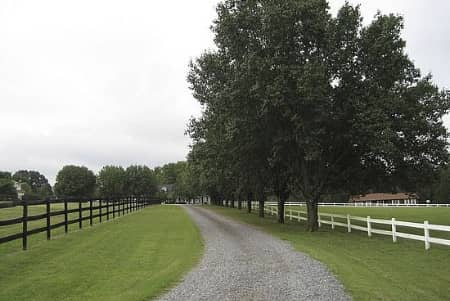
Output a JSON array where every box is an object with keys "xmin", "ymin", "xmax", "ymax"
[
  {"xmin": 54, "ymin": 165, "xmax": 96, "ymax": 198},
  {"xmin": 12, "ymin": 170, "xmax": 53, "ymax": 199},
  {"xmin": 97, "ymin": 166, "xmax": 126, "ymax": 198},
  {"xmin": 0, "ymin": 171, "xmax": 12, "ymax": 179},
  {"xmin": 0, "ymin": 171, "xmax": 17, "ymax": 200},
  {"xmin": 125, "ymin": 165, "xmax": 157, "ymax": 197},
  {"xmin": 188, "ymin": 0, "xmax": 450, "ymax": 231}
]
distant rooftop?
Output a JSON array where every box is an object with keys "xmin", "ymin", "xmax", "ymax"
[{"xmin": 350, "ymin": 193, "xmax": 417, "ymax": 202}]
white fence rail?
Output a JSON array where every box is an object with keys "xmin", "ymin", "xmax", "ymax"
[
  {"xmin": 263, "ymin": 202, "xmax": 450, "ymax": 208},
  {"xmin": 237, "ymin": 201, "xmax": 450, "ymax": 250}
]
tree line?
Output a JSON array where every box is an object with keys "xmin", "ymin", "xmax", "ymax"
[
  {"xmin": 0, "ymin": 164, "xmax": 171, "ymax": 201},
  {"xmin": 184, "ymin": 0, "xmax": 450, "ymax": 231}
]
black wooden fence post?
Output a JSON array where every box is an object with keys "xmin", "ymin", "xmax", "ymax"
[
  {"xmin": 99, "ymin": 199, "xmax": 102, "ymax": 223},
  {"xmin": 46, "ymin": 199, "xmax": 51, "ymax": 240},
  {"xmin": 22, "ymin": 202, "xmax": 28, "ymax": 251},
  {"xmin": 107, "ymin": 199, "xmax": 110, "ymax": 221},
  {"xmin": 89, "ymin": 200, "xmax": 93, "ymax": 226},
  {"xmin": 78, "ymin": 201, "xmax": 82, "ymax": 229},
  {"xmin": 122, "ymin": 198, "xmax": 125, "ymax": 215},
  {"xmin": 113, "ymin": 200, "xmax": 115, "ymax": 219},
  {"xmin": 64, "ymin": 200, "xmax": 68, "ymax": 233}
]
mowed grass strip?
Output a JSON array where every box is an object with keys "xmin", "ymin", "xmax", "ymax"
[
  {"xmin": 208, "ymin": 206, "xmax": 450, "ymax": 301},
  {"xmin": 0, "ymin": 205, "xmax": 203, "ymax": 301}
]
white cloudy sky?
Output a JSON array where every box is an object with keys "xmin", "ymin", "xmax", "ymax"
[{"xmin": 0, "ymin": 1, "xmax": 449, "ymax": 184}]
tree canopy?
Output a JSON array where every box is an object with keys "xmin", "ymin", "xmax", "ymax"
[
  {"xmin": 187, "ymin": 0, "xmax": 450, "ymax": 231},
  {"xmin": 125, "ymin": 165, "xmax": 157, "ymax": 197},
  {"xmin": 12, "ymin": 170, "xmax": 53, "ymax": 199},
  {"xmin": 97, "ymin": 166, "xmax": 127, "ymax": 198},
  {"xmin": 54, "ymin": 165, "xmax": 97, "ymax": 198},
  {"xmin": 0, "ymin": 171, "xmax": 17, "ymax": 200}
]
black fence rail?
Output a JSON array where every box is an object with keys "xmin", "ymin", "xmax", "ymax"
[{"xmin": 0, "ymin": 197, "xmax": 161, "ymax": 251}]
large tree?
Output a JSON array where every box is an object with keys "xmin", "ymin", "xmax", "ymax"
[
  {"xmin": 54, "ymin": 165, "xmax": 96, "ymax": 198},
  {"xmin": 0, "ymin": 171, "xmax": 17, "ymax": 200},
  {"xmin": 97, "ymin": 166, "xmax": 127, "ymax": 198},
  {"xmin": 188, "ymin": 0, "xmax": 450, "ymax": 231},
  {"xmin": 12, "ymin": 170, "xmax": 53, "ymax": 199},
  {"xmin": 125, "ymin": 165, "xmax": 157, "ymax": 197}
]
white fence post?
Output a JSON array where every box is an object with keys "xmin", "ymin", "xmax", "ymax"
[
  {"xmin": 367, "ymin": 216, "xmax": 372, "ymax": 237},
  {"xmin": 331, "ymin": 215, "xmax": 335, "ymax": 230},
  {"xmin": 318, "ymin": 214, "xmax": 321, "ymax": 227},
  {"xmin": 347, "ymin": 214, "xmax": 351, "ymax": 232},
  {"xmin": 424, "ymin": 221, "xmax": 430, "ymax": 250},
  {"xmin": 392, "ymin": 218, "xmax": 397, "ymax": 242},
  {"xmin": 289, "ymin": 209, "xmax": 292, "ymax": 221}
]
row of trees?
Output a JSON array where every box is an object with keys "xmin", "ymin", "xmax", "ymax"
[
  {"xmin": 154, "ymin": 161, "xmax": 201, "ymax": 201},
  {"xmin": 55, "ymin": 165, "xmax": 158, "ymax": 198},
  {"xmin": 0, "ymin": 165, "xmax": 159, "ymax": 200},
  {"xmin": 0, "ymin": 170, "xmax": 53, "ymax": 200},
  {"xmin": 185, "ymin": 0, "xmax": 450, "ymax": 231}
]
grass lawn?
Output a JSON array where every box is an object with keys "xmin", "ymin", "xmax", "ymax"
[
  {"xmin": 208, "ymin": 205, "xmax": 450, "ymax": 301},
  {"xmin": 315, "ymin": 206, "xmax": 450, "ymax": 225},
  {"xmin": 286, "ymin": 205, "xmax": 450, "ymax": 240},
  {"xmin": 0, "ymin": 205, "xmax": 203, "ymax": 301}
]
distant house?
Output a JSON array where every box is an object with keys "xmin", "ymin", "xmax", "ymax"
[
  {"xmin": 159, "ymin": 184, "xmax": 175, "ymax": 193},
  {"xmin": 349, "ymin": 193, "xmax": 417, "ymax": 205},
  {"xmin": 13, "ymin": 181, "xmax": 25, "ymax": 200}
]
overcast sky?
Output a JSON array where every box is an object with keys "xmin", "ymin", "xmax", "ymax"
[{"xmin": 1, "ymin": 1, "xmax": 449, "ymax": 184}]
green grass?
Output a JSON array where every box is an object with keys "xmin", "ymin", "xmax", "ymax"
[
  {"xmin": 208, "ymin": 205, "xmax": 450, "ymax": 301},
  {"xmin": 0, "ymin": 205, "xmax": 203, "ymax": 301},
  {"xmin": 315, "ymin": 206, "xmax": 450, "ymax": 225}
]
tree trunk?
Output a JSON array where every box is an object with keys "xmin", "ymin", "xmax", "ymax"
[
  {"xmin": 237, "ymin": 200, "xmax": 242, "ymax": 210},
  {"xmin": 278, "ymin": 191, "xmax": 288, "ymax": 224},
  {"xmin": 278, "ymin": 199, "xmax": 285, "ymax": 224},
  {"xmin": 231, "ymin": 199, "xmax": 235, "ymax": 208},
  {"xmin": 247, "ymin": 192, "xmax": 253, "ymax": 213},
  {"xmin": 258, "ymin": 201, "xmax": 264, "ymax": 217},
  {"xmin": 306, "ymin": 200, "xmax": 319, "ymax": 232}
]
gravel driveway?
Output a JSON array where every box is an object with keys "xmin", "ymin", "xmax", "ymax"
[{"xmin": 158, "ymin": 206, "xmax": 350, "ymax": 301}]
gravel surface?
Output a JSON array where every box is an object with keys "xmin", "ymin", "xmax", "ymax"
[{"xmin": 158, "ymin": 206, "xmax": 351, "ymax": 301}]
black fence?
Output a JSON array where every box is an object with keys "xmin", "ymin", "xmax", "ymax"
[{"xmin": 0, "ymin": 197, "xmax": 161, "ymax": 251}]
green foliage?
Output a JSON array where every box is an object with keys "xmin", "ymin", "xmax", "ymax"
[
  {"xmin": 155, "ymin": 162, "xmax": 188, "ymax": 186},
  {"xmin": 54, "ymin": 165, "xmax": 96, "ymax": 198},
  {"xmin": 0, "ymin": 178, "xmax": 17, "ymax": 200},
  {"xmin": 125, "ymin": 165, "xmax": 157, "ymax": 197},
  {"xmin": 0, "ymin": 171, "xmax": 12, "ymax": 179},
  {"xmin": 188, "ymin": 0, "xmax": 450, "ymax": 230},
  {"xmin": 97, "ymin": 166, "xmax": 126, "ymax": 198},
  {"xmin": 12, "ymin": 170, "xmax": 53, "ymax": 199},
  {"xmin": 153, "ymin": 161, "xmax": 202, "ymax": 200}
]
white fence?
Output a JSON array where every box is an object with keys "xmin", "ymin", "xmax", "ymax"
[
  {"xmin": 237, "ymin": 201, "xmax": 450, "ymax": 250},
  {"xmin": 272, "ymin": 202, "xmax": 450, "ymax": 208}
]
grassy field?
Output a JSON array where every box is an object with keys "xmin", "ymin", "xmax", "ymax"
[
  {"xmin": 209, "ymin": 205, "xmax": 450, "ymax": 301},
  {"xmin": 0, "ymin": 205, "xmax": 203, "ymax": 301},
  {"xmin": 315, "ymin": 206, "xmax": 450, "ymax": 224},
  {"xmin": 287, "ymin": 205, "xmax": 450, "ymax": 240}
]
